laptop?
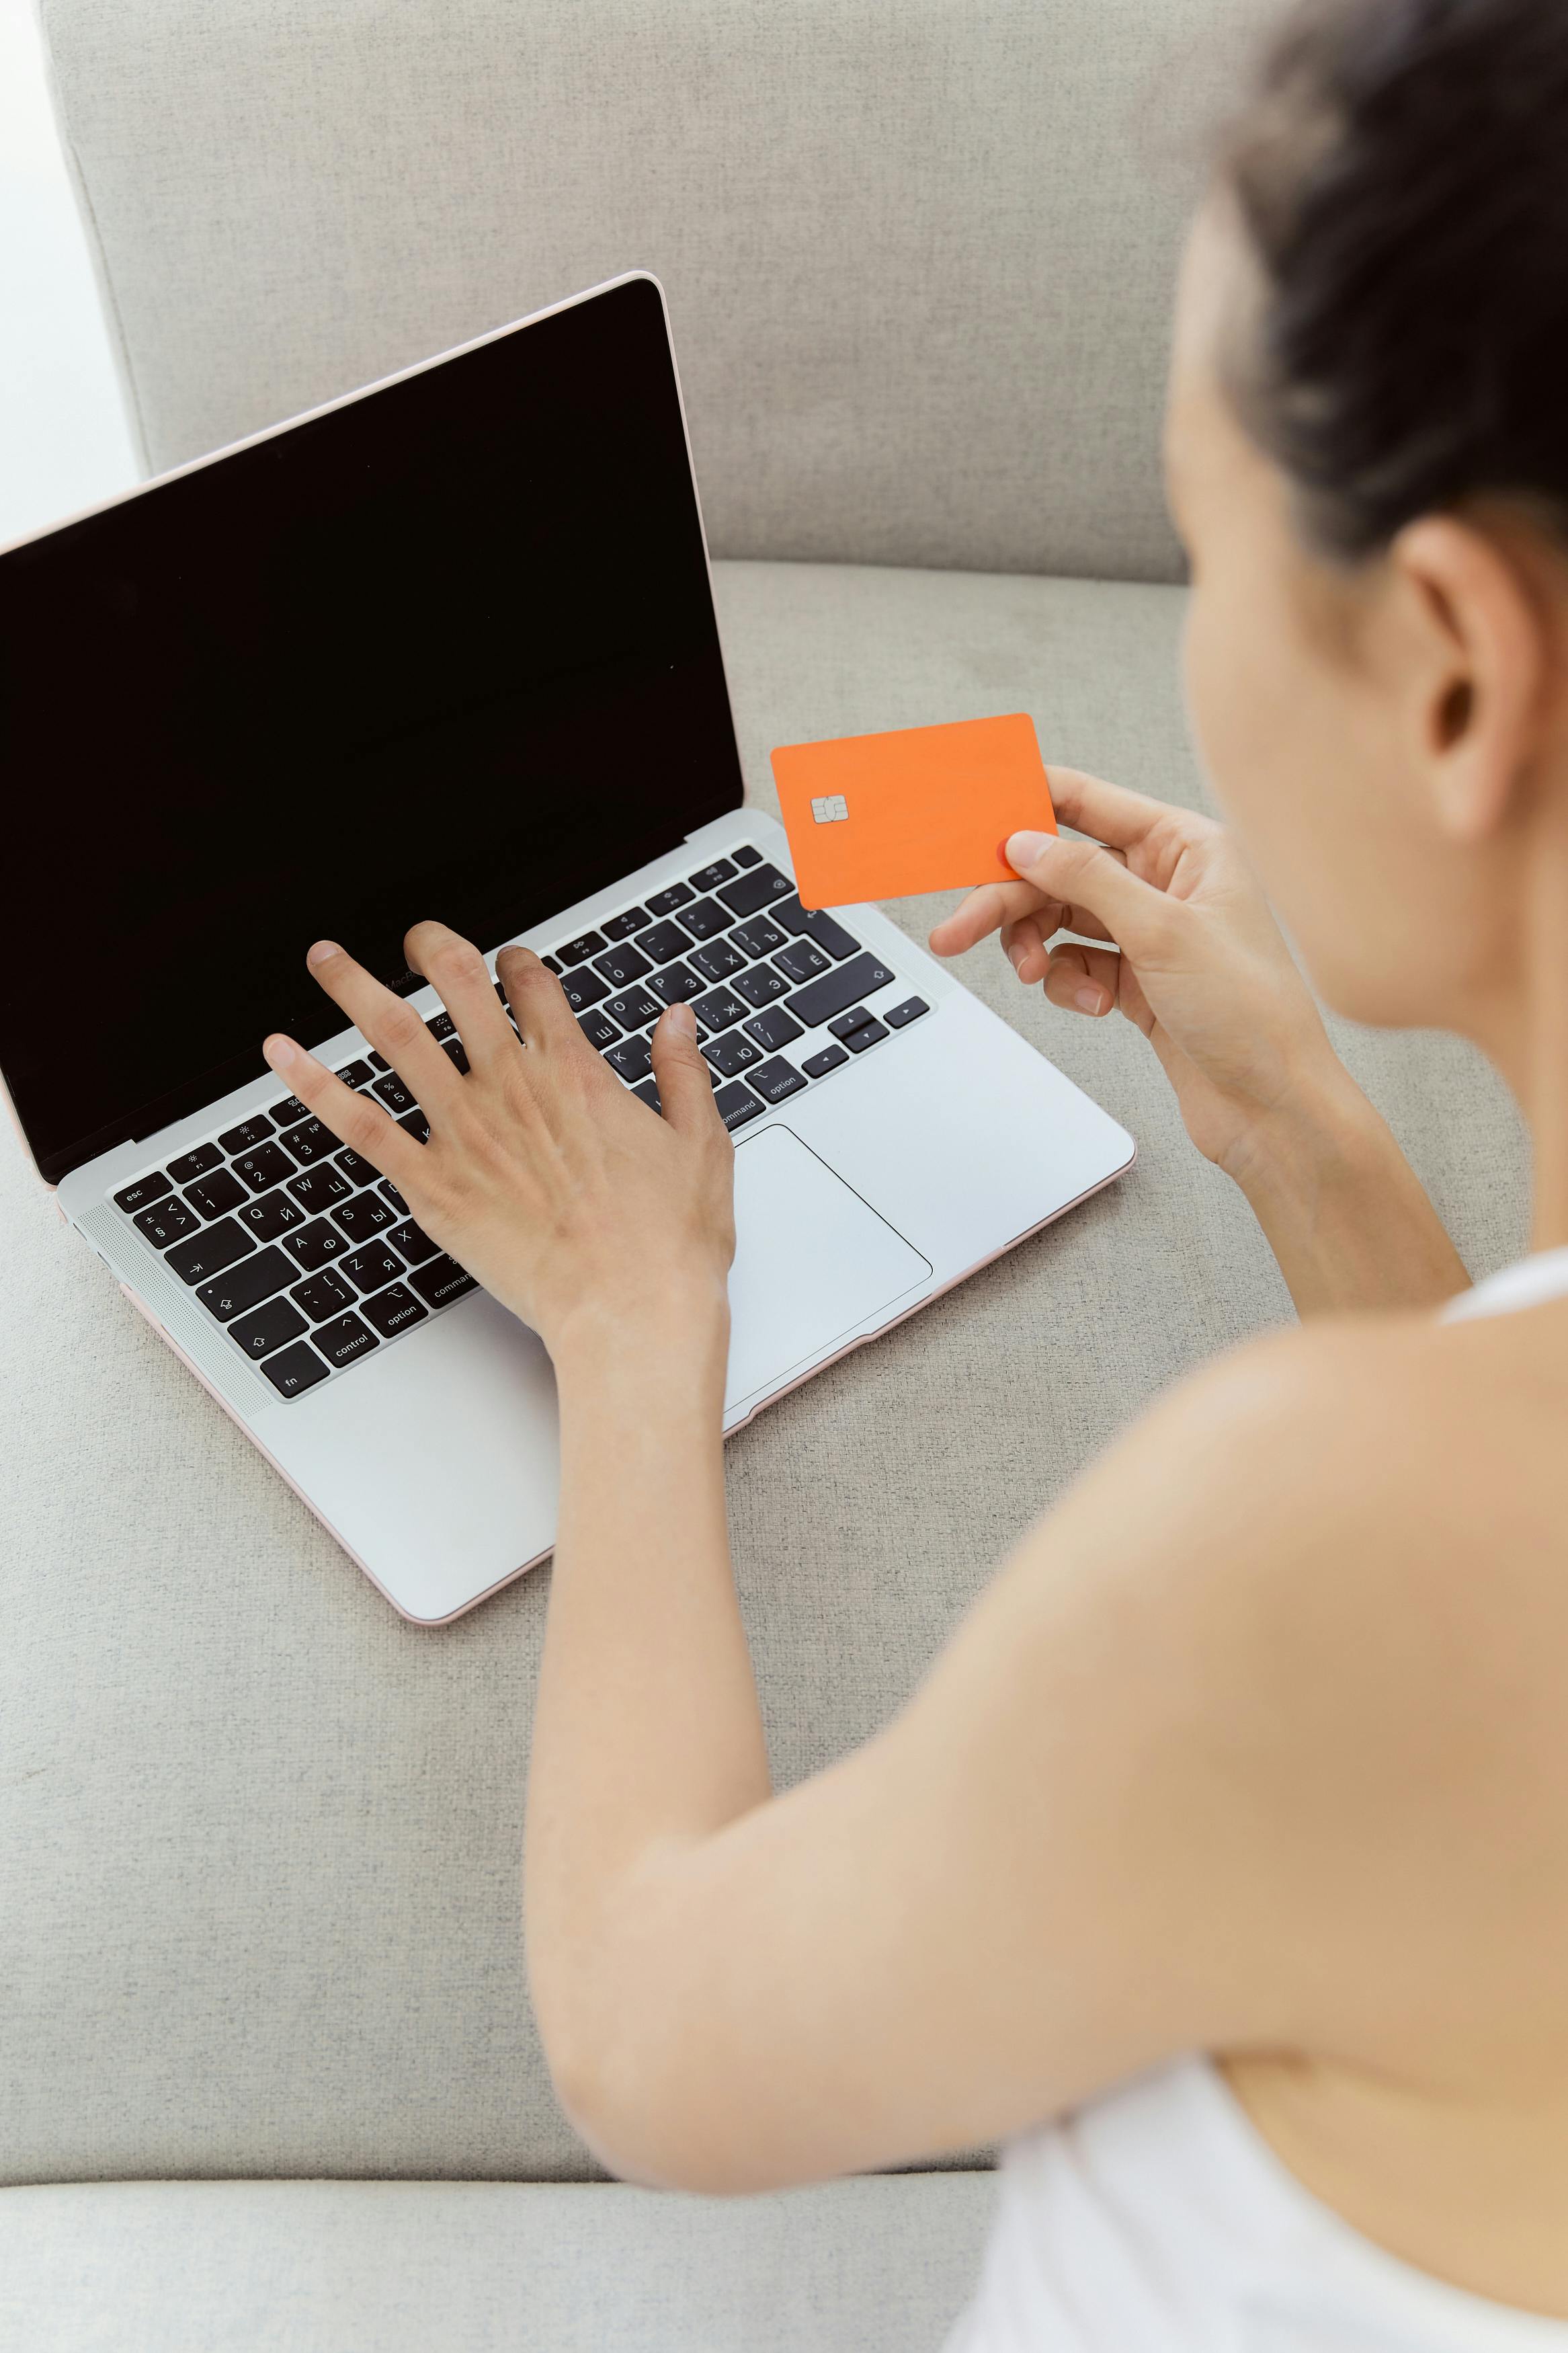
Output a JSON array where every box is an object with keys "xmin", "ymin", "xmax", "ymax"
[{"xmin": 0, "ymin": 272, "xmax": 1134, "ymax": 1624}]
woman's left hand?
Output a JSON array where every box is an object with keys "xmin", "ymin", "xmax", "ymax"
[{"xmin": 260, "ymin": 922, "xmax": 736, "ymax": 1361}]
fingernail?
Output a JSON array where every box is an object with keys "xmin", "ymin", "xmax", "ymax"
[
  {"xmin": 667, "ymin": 1001, "xmax": 697, "ymax": 1037},
  {"xmin": 1006, "ymin": 942, "xmax": 1027, "ymax": 975},
  {"xmin": 1005, "ymin": 831, "xmax": 1052, "ymax": 871},
  {"xmin": 263, "ymin": 1033, "xmax": 300, "ymax": 1072},
  {"xmin": 306, "ymin": 940, "xmax": 341, "ymax": 969},
  {"xmin": 1075, "ymin": 984, "xmax": 1106, "ymax": 1014}
]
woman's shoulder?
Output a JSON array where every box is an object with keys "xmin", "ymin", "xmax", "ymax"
[{"xmin": 1013, "ymin": 1293, "xmax": 1568, "ymax": 1736}]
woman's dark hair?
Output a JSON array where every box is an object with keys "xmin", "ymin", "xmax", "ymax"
[{"xmin": 1218, "ymin": 0, "xmax": 1568, "ymax": 560}]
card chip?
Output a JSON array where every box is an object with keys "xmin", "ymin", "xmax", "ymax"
[{"xmin": 811, "ymin": 795, "xmax": 850, "ymax": 824}]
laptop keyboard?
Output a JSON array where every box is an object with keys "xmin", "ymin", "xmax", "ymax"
[{"xmin": 107, "ymin": 846, "xmax": 930, "ymax": 1401}]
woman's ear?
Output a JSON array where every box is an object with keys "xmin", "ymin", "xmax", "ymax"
[{"xmin": 1388, "ymin": 516, "xmax": 1548, "ymax": 844}]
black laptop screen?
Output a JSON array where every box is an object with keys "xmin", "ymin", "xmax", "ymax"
[{"xmin": 0, "ymin": 276, "xmax": 743, "ymax": 1183}]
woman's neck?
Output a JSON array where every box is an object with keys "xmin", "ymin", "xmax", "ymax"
[{"xmin": 1481, "ymin": 787, "xmax": 1568, "ymax": 1255}]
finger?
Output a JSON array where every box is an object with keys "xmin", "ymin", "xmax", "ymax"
[
  {"xmin": 929, "ymin": 881, "xmax": 1065, "ymax": 959},
  {"xmin": 497, "ymin": 944, "xmax": 587, "ymax": 1056},
  {"xmin": 649, "ymin": 1002, "xmax": 722, "ymax": 1135},
  {"xmin": 1003, "ymin": 830, "xmax": 1180, "ymax": 966},
  {"xmin": 1042, "ymin": 942, "xmax": 1123, "ymax": 1019},
  {"xmin": 261, "ymin": 1032, "xmax": 428, "ymax": 1191},
  {"xmin": 404, "ymin": 921, "xmax": 518, "ymax": 1069},
  {"xmin": 1043, "ymin": 764, "xmax": 1192, "ymax": 856},
  {"xmin": 304, "ymin": 941, "xmax": 463, "ymax": 1111},
  {"xmin": 1002, "ymin": 914, "xmax": 1047, "ymax": 982}
]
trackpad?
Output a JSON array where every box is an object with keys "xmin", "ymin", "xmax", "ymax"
[{"xmin": 725, "ymin": 1125, "xmax": 932, "ymax": 1414}]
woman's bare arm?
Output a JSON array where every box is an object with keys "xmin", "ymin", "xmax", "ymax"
[{"xmin": 257, "ymin": 916, "xmax": 1479, "ymax": 2202}]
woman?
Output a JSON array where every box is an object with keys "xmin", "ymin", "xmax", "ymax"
[{"xmin": 257, "ymin": 0, "xmax": 1568, "ymax": 2337}]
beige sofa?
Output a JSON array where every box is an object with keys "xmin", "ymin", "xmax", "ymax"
[{"xmin": 0, "ymin": 0, "xmax": 1528, "ymax": 2342}]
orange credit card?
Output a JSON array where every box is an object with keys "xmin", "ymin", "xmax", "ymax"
[{"xmin": 770, "ymin": 713, "xmax": 1057, "ymax": 910}]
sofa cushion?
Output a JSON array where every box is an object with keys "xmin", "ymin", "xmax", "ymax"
[
  {"xmin": 0, "ymin": 561, "xmax": 1527, "ymax": 2188},
  {"xmin": 0, "ymin": 2173, "xmax": 996, "ymax": 2352},
  {"xmin": 39, "ymin": 0, "xmax": 1258, "ymax": 579}
]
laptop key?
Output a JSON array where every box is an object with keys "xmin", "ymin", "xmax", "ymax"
[
  {"xmin": 197, "ymin": 1246, "xmax": 296, "ymax": 1323},
  {"xmin": 690, "ymin": 986, "xmax": 747, "ymax": 1033},
  {"xmin": 749, "ymin": 1056, "xmax": 807, "ymax": 1105},
  {"xmin": 261, "ymin": 1341, "xmax": 331, "ymax": 1399},
  {"xmin": 731, "ymin": 844, "xmax": 762, "ymax": 868},
  {"xmin": 340, "ymin": 1242, "xmax": 405, "ymax": 1295},
  {"xmin": 558, "ymin": 930, "xmax": 607, "ymax": 967},
  {"xmin": 218, "ymin": 1113, "xmax": 274, "ymax": 1154},
  {"xmin": 379, "ymin": 1179, "xmax": 410, "ymax": 1216},
  {"xmin": 690, "ymin": 939, "xmax": 745, "ymax": 985},
  {"xmin": 743, "ymin": 1006, "xmax": 804, "ymax": 1053},
  {"xmin": 268, "ymin": 1094, "xmax": 311, "ymax": 1125},
  {"xmin": 680, "ymin": 895, "xmax": 733, "ymax": 942},
  {"xmin": 233, "ymin": 1141, "xmax": 296, "ymax": 1193},
  {"xmin": 638, "ymin": 919, "xmax": 694, "ymax": 965},
  {"xmin": 829, "ymin": 1005, "xmax": 874, "ymax": 1039},
  {"xmin": 166, "ymin": 1144, "xmax": 223, "ymax": 1185},
  {"xmin": 333, "ymin": 1191, "xmax": 396, "ymax": 1242},
  {"xmin": 631, "ymin": 1077, "xmax": 662, "ymax": 1114},
  {"xmin": 690, "ymin": 858, "xmax": 737, "ymax": 891},
  {"xmin": 409, "ymin": 1254, "xmax": 479, "ymax": 1309},
  {"xmin": 165, "ymin": 1217, "xmax": 255, "ymax": 1285},
  {"xmin": 734, "ymin": 964, "xmax": 787, "ymax": 1008},
  {"xmin": 442, "ymin": 1037, "xmax": 470, "ymax": 1074},
  {"xmin": 602, "ymin": 905, "xmax": 652, "ymax": 941},
  {"xmin": 239, "ymin": 1191, "xmax": 306, "ymax": 1242},
  {"xmin": 647, "ymin": 959, "xmax": 704, "ymax": 1008},
  {"xmin": 334, "ymin": 1147, "xmax": 377, "ymax": 1187},
  {"xmin": 845, "ymin": 1019, "xmax": 889, "ymax": 1053},
  {"xmin": 593, "ymin": 943, "xmax": 653, "ymax": 988},
  {"xmin": 802, "ymin": 1042, "xmax": 850, "ymax": 1079},
  {"xmin": 360, "ymin": 1281, "xmax": 429, "ymax": 1340},
  {"xmin": 604, "ymin": 985, "xmax": 660, "ymax": 1029},
  {"xmin": 372, "ymin": 1072, "xmax": 416, "ymax": 1115},
  {"xmin": 229, "ymin": 1295, "xmax": 308, "ymax": 1360},
  {"xmin": 388, "ymin": 1217, "xmax": 440, "ymax": 1267},
  {"xmin": 284, "ymin": 1217, "xmax": 350, "ymax": 1272},
  {"xmin": 133, "ymin": 1197, "xmax": 202, "ymax": 1248},
  {"xmin": 542, "ymin": 955, "xmax": 563, "ymax": 975},
  {"xmin": 704, "ymin": 1031, "xmax": 764, "ymax": 1080},
  {"xmin": 313, "ymin": 1312, "xmax": 379, "ymax": 1369},
  {"xmin": 578, "ymin": 1008, "xmax": 621, "ymax": 1051},
  {"xmin": 561, "ymin": 967, "xmax": 610, "ymax": 1013},
  {"xmin": 718, "ymin": 863, "xmax": 794, "ymax": 918},
  {"xmin": 786, "ymin": 953, "xmax": 897, "ymax": 1028},
  {"xmin": 605, "ymin": 1036, "xmax": 653, "ymax": 1084},
  {"xmin": 288, "ymin": 1164, "xmax": 351, "ymax": 1213},
  {"xmin": 290, "ymin": 1269, "xmax": 356, "ymax": 1322},
  {"xmin": 774, "ymin": 940, "xmax": 830, "ymax": 986},
  {"xmin": 280, "ymin": 1117, "xmax": 332, "ymax": 1164},
  {"xmin": 399, "ymin": 1108, "xmax": 431, "ymax": 1144},
  {"xmin": 183, "ymin": 1168, "xmax": 247, "ymax": 1220},
  {"xmin": 730, "ymin": 916, "xmax": 786, "ymax": 960},
  {"xmin": 884, "ymin": 996, "xmax": 930, "ymax": 1028},
  {"xmin": 713, "ymin": 1082, "xmax": 764, "ymax": 1132},
  {"xmin": 774, "ymin": 898, "xmax": 860, "ymax": 961},
  {"xmin": 423, "ymin": 1013, "xmax": 455, "ymax": 1043},
  {"xmin": 645, "ymin": 881, "xmax": 694, "ymax": 916}
]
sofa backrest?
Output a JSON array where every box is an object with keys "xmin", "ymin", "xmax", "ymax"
[{"xmin": 40, "ymin": 0, "xmax": 1258, "ymax": 583}]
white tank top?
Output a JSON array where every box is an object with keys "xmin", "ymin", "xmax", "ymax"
[{"xmin": 946, "ymin": 1248, "xmax": 1568, "ymax": 2353}]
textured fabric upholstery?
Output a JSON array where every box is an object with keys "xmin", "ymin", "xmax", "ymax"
[
  {"xmin": 0, "ymin": 2173, "xmax": 996, "ymax": 2352},
  {"xmin": 39, "ymin": 0, "xmax": 1260, "ymax": 580},
  {"xmin": 0, "ymin": 561, "xmax": 1529, "ymax": 2189}
]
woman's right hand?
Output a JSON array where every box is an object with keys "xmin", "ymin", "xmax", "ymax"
[{"xmin": 927, "ymin": 766, "xmax": 1344, "ymax": 1186}]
